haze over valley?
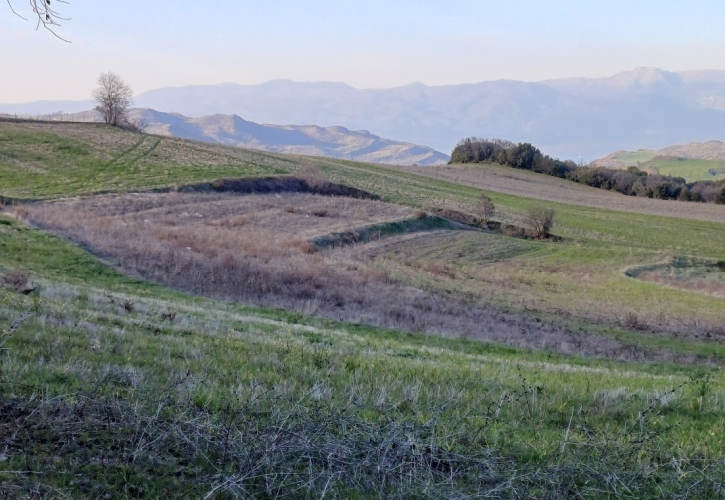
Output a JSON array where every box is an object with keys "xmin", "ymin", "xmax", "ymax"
[{"xmin": 5, "ymin": 67, "xmax": 725, "ymax": 161}]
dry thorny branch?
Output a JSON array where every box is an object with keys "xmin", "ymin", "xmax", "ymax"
[
  {"xmin": 1, "ymin": 372, "xmax": 725, "ymax": 498},
  {"xmin": 6, "ymin": 0, "xmax": 71, "ymax": 42}
]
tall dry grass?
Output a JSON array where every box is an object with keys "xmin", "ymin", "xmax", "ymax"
[{"xmin": 18, "ymin": 192, "xmax": 699, "ymax": 362}]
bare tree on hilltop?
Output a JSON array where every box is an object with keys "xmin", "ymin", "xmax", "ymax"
[
  {"xmin": 6, "ymin": 0, "xmax": 70, "ymax": 41},
  {"xmin": 93, "ymin": 72, "xmax": 133, "ymax": 126}
]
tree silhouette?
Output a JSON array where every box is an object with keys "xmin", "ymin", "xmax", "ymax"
[{"xmin": 93, "ymin": 72, "xmax": 133, "ymax": 126}]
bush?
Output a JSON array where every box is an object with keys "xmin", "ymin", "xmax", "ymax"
[
  {"xmin": 1, "ymin": 270, "xmax": 35, "ymax": 294},
  {"xmin": 526, "ymin": 206, "xmax": 556, "ymax": 239},
  {"xmin": 475, "ymin": 194, "xmax": 496, "ymax": 224},
  {"xmin": 715, "ymin": 186, "xmax": 725, "ymax": 205}
]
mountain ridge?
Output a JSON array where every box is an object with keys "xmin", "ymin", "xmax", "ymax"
[
  {"xmin": 4, "ymin": 67, "xmax": 725, "ymax": 159},
  {"xmin": 120, "ymin": 109, "xmax": 447, "ymax": 166}
]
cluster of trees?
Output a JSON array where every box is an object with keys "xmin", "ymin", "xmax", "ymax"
[{"xmin": 451, "ymin": 137, "xmax": 725, "ymax": 203}]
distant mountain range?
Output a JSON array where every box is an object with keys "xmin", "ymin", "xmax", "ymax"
[
  {"xmin": 4, "ymin": 67, "xmax": 725, "ymax": 160},
  {"xmin": 49, "ymin": 109, "xmax": 449, "ymax": 166}
]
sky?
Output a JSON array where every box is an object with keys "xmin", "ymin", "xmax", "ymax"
[{"xmin": 2, "ymin": 0, "xmax": 725, "ymax": 103}]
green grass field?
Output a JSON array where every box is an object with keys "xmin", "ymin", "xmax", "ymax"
[
  {"xmin": 610, "ymin": 150, "xmax": 658, "ymax": 164},
  {"xmin": 641, "ymin": 157, "xmax": 725, "ymax": 181},
  {"xmin": 2, "ymin": 121, "xmax": 725, "ymax": 498},
  {"xmin": 607, "ymin": 150, "xmax": 725, "ymax": 182}
]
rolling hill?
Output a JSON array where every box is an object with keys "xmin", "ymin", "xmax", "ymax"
[
  {"xmin": 593, "ymin": 140, "xmax": 725, "ymax": 181},
  {"xmin": 2, "ymin": 120, "xmax": 725, "ymax": 498},
  {"xmin": 8, "ymin": 108, "xmax": 448, "ymax": 166}
]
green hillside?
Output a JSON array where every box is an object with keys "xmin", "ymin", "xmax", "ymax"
[
  {"xmin": 600, "ymin": 150, "xmax": 725, "ymax": 182},
  {"xmin": 2, "ymin": 121, "xmax": 725, "ymax": 498},
  {"xmin": 641, "ymin": 156, "xmax": 725, "ymax": 181},
  {"xmin": 610, "ymin": 149, "xmax": 658, "ymax": 164}
]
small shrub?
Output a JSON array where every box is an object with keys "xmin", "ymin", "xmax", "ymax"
[
  {"xmin": 311, "ymin": 209, "xmax": 328, "ymax": 218},
  {"xmin": 526, "ymin": 205, "xmax": 555, "ymax": 239},
  {"xmin": 296, "ymin": 241, "xmax": 318, "ymax": 254},
  {"xmin": 624, "ymin": 312, "xmax": 645, "ymax": 331},
  {"xmin": 298, "ymin": 164, "xmax": 327, "ymax": 190},
  {"xmin": 414, "ymin": 210, "xmax": 427, "ymax": 219},
  {"xmin": 161, "ymin": 311, "xmax": 177, "ymax": 322},
  {"xmin": 475, "ymin": 194, "xmax": 496, "ymax": 223},
  {"xmin": 122, "ymin": 300, "xmax": 135, "ymax": 313},
  {"xmin": 1, "ymin": 270, "xmax": 35, "ymax": 294}
]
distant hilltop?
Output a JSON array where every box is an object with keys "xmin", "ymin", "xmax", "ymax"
[
  {"xmin": 4, "ymin": 67, "xmax": 725, "ymax": 160},
  {"xmin": 593, "ymin": 141, "xmax": 725, "ymax": 182},
  {"xmin": 30, "ymin": 108, "xmax": 449, "ymax": 167}
]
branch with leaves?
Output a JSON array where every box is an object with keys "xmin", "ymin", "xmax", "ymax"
[{"xmin": 6, "ymin": 0, "xmax": 70, "ymax": 41}]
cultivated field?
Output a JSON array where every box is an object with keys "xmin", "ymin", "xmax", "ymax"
[
  {"xmin": 399, "ymin": 162, "xmax": 725, "ymax": 223},
  {"xmin": 2, "ymin": 212, "xmax": 725, "ymax": 498},
  {"xmin": 18, "ymin": 192, "xmax": 639, "ymax": 358},
  {"xmin": 0, "ymin": 121, "xmax": 294, "ymax": 199},
  {"xmin": 3, "ymin": 121, "xmax": 725, "ymax": 498}
]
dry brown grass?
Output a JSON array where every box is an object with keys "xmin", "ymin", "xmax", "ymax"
[
  {"xmin": 14, "ymin": 191, "xmax": 677, "ymax": 361},
  {"xmin": 401, "ymin": 164, "xmax": 725, "ymax": 224},
  {"xmin": 632, "ymin": 265, "xmax": 725, "ymax": 299},
  {"xmin": 1, "ymin": 270, "xmax": 32, "ymax": 294},
  {"xmin": 637, "ymin": 270, "xmax": 725, "ymax": 297}
]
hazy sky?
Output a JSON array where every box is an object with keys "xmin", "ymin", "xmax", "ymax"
[{"xmin": 2, "ymin": 0, "xmax": 724, "ymax": 103}]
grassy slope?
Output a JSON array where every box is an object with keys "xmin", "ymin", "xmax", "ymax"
[
  {"xmin": 2, "ymin": 211, "xmax": 724, "ymax": 498},
  {"xmin": 611, "ymin": 150, "xmax": 659, "ymax": 164},
  {"xmin": 3, "ymin": 123, "xmax": 725, "ymax": 350},
  {"xmin": 612, "ymin": 151, "xmax": 725, "ymax": 182},
  {"xmin": 607, "ymin": 149, "xmax": 725, "ymax": 182},
  {"xmin": 2, "ymin": 122, "xmax": 725, "ymax": 496},
  {"xmin": 641, "ymin": 157, "xmax": 725, "ymax": 181},
  {"xmin": 0, "ymin": 123, "xmax": 292, "ymax": 199}
]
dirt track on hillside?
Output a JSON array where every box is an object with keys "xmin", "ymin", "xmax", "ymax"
[{"xmin": 401, "ymin": 164, "xmax": 725, "ymax": 224}]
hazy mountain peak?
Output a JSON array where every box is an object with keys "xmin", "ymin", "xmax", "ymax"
[
  {"xmin": 5, "ymin": 67, "xmax": 725, "ymax": 160},
  {"xmin": 608, "ymin": 67, "xmax": 681, "ymax": 88}
]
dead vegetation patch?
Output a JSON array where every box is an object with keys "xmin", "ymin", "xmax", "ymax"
[
  {"xmin": 627, "ymin": 257, "xmax": 725, "ymax": 298},
  {"xmin": 401, "ymin": 164, "xmax": 725, "ymax": 224},
  {"xmin": 13, "ymin": 191, "xmax": 683, "ymax": 361},
  {"xmin": 1, "ymin": 270, "xmax": 35, "ymax": 295}
]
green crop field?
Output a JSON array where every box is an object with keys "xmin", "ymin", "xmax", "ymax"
[{"xmin": 2, "ymin": 121, "xmax": 725, "ymax": 498}]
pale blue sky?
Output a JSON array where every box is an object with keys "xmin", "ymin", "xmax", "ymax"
[{"xmin": 2, "ymin": 0, "xmax": 724, "ymax": 102}]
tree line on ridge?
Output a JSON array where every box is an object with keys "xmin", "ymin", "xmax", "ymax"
[{"xmin": 450, "ymin": 138, "xmax": 725, "ymax": 203}]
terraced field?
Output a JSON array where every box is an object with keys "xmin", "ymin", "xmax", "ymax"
[
  {"xmin": 3, "ymin": 121, "xmax": 725, "ymax": 498},
  {"xmin": 398, "ymin": 162, "xmax": 725, "ymax": 223}
]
